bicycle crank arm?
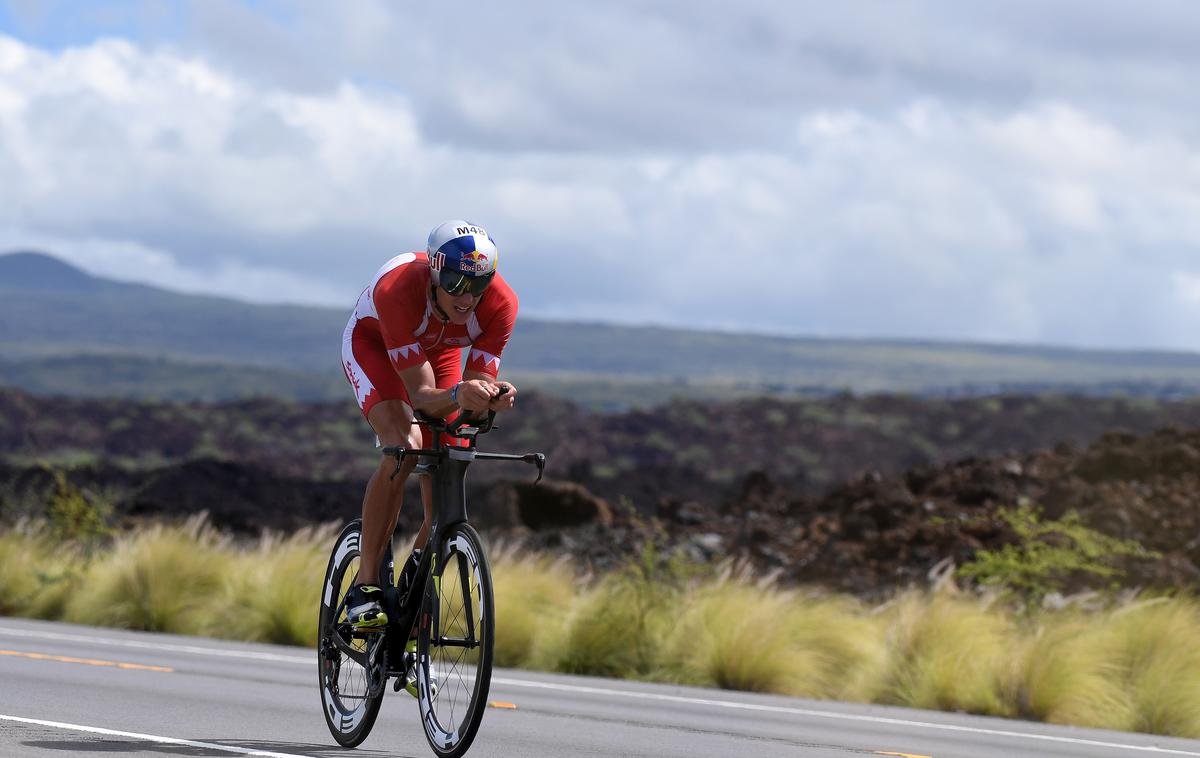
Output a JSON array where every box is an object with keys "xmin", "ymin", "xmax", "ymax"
[{"xmin": 330, "ymin": 626, "xmax": 373, "ymax": 668}]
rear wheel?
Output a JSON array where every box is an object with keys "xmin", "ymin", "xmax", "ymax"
[
  {"xmin": 416, "ymin": 523, "xmax": 495, "ymax": 758},
  {"xmin": 317, "ymin": 519, "xmax": 392, "ymax": 747}
]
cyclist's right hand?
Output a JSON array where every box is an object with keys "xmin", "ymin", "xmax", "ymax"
[{"xmin": 456, "ymin": 379, "xmax": 500, "ymax": 413}]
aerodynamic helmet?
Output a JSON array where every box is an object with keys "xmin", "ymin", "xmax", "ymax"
[{"xmin": 426, "ymin": 220, "xmax": 499, "ymax": 297}]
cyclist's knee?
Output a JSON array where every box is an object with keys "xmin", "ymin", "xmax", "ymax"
[
  {"xmin": 369, "ymin": 400, "xmax": 422, "ymax": 478},
  {"xmin": 369, "ymin": 400, "xmax": 416, "ymax": 446}
]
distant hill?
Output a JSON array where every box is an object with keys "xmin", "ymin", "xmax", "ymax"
[
  {"xmin": 0, "ymin": 250, "xmax": 109, "ymax": 291},
  {"xmin": 4, "ymin": 250, "xmax": 1200, "ymax": 406}
]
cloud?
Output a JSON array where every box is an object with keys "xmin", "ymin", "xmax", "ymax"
[{"xmin": 1, "ymin": 3, "xmax": 1200, "ymax": 352}]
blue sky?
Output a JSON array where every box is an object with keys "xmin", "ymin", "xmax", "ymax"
[
  {"xmin": 0, "ymin": 1, "xmax": 183, "ymax": 48},
  {"xmin": 2, "ymin": 1, "xmax": 1200, "ymax": 351}
]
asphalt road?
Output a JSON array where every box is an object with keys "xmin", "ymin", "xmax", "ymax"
[{"xmin": 1, "ymin": 617, "xmax": 1198, "ymax": 758}]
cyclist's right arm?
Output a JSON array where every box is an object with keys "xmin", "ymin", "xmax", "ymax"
[{"xmin": 398, "ymin": 362, "xmax": 497, "ymax": 416}]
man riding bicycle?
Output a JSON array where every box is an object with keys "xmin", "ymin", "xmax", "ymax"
[{"xmin": 340, "ymin": 220, "xmax": 518, "ymax": 629}]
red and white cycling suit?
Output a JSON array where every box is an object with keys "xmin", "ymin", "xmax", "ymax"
[{"xmin": 342, "ymin": 252, "xmax": 518, "ymax": 422}]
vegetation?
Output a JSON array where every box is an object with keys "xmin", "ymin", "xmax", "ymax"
[
  {"xmin": 957, "ymin": 500, "xmax": 1160, "ymax": 608},
  {"xmin": 2, "ymin": 521, "xmax": 1199, "ymax": 738}
]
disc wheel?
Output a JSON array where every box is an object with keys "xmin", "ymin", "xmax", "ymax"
[
  {"xmin": 416, "ymin": 523, "xmax": 495, "ymax": 758},
  {"xmin": 317, "ymin": 519, "xmax": 392, "ymax": 747}
]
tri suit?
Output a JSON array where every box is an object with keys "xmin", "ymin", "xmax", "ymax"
[{"xmin": 342, "ymin": 252, "xmax": 518, "ymax": 439}]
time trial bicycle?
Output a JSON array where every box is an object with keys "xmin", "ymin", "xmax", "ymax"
[{"xmin": 317, "ymin": 404, "xmax": 544, "ymax": 757}]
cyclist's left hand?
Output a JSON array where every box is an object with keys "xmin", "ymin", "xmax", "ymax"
[{"xmin": 489, "ymin": 381, "xmax": 517, "ymax": 412}]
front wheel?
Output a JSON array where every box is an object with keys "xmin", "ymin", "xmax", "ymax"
[{"xmin": 416, "ymin": 523, "xmax": 495, "ymax": 758}]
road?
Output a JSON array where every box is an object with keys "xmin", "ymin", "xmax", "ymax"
[{"xmin": 0, "ymin": 617, "xmax": 1198, "ymax": 758}]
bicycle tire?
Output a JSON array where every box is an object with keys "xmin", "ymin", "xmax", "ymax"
[
  {"xmin": 416, "ymin": 522, "xmax": 495, "ymax": 758},
  {"xmin": 317, "ymin": 519, "xmax": 392, "ymax": 747}
]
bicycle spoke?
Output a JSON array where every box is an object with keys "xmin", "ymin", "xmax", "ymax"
[
  {"xmin": 318, "ymin": 522, "xmax": 388, "ymax": 748},
  {"xmin": 418, "ymin": 524, "xmax": 493, "ymax": 756}
]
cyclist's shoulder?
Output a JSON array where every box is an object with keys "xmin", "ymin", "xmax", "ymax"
[{"xmin": 371, "ymin": 252, "xmax": 430, "ymax": 297}]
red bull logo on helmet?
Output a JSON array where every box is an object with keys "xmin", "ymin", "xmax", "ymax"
[
  {"xmin": 457, "ymin": 240, "xmax": 497, "ymax": 274},
  {"xmin": 460, "ymin": 249, "xmax": 489, "ymax": 273}
]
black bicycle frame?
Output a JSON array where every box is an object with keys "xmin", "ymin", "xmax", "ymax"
[{"xmin": 361, "ymin": 412, "xmax": 544, "ymax": 673}]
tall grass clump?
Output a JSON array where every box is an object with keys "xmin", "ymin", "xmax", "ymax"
[
  {"xmin": 1020, "ymin": 597, "xmax": 1200, "ymax": 736},
  {"xmin": 657, "ymin": 572, "xmax": 886, "ymax": 699},
  {"xmin": 203, "ymin": 525, "xmax": 335, "ymax": 647},
  {"xmin": 1021, "ymin": 611, "xmax": 1136, "ymax": 730},
  {"xmin": 491, "ymin": 546, "xmax": 577, "ymax": 668},
  {"xmin": 786, "ymin": 592, "xmax": 889, "ymax": 701},
  {"xmin": 877, "ymin": 590, "xmax": 1021, "ymax": 716},
  {"xmin": 64, "ymin": 516, "xmax": 229, "ymax": 634},
  {"xmin": 1100, "ymin": 598, "xmax": 1200, "ymax": 737},
  {"xmin": 0, "ymin": 521, "xmax": 80, "ymax": 619},
  {"xmin": 660, "ymin": 578, "xmax": 804, "ymax": 692},
  {"xmin": 545, "ymin": 542, "xmax": 686, "ymax": 678}
]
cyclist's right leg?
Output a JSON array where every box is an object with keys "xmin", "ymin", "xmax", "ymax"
[
  {"xmin": 342, "ymin": 315, "xmax": 426, "ymax": 627},
  {"xmin": 342, "ymin": 399, "xmax": 419, "ymax": 629},
  {"xmin": 358, "ymin": 399, "xmax": 421, "ymax": 586}
]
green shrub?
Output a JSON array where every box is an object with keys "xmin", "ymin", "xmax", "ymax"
[
  {"xmin": 958, "ymin": 501, "xmax": 1157, "ymax": 608},
  {"xmin": 45, "ymin": 470, "xmax": 112, "ymax": 545}
]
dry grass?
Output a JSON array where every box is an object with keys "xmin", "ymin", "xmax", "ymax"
[
  {"xmin": 2, "ymin": 523, "xmax": 1200, "ymax": 737},
  {"xmin": 0, "ymin": 521, "xmax": 79, "ymax": 619},
  {"xmin": 202, "ymin": 525, "xmax": 335, "ymax": 647},
  {"xmin": 1021, "ymin": 611, "xmax": 1137, "ymax": 729},
  {"xmin": 64, "ymin": 517, "xmax": 229, "ymax": 633},
  {"xmin": 491, "ymin": 546, "xmax": 577, "ymax": 668},
  {"xmin": 869, "ymin": 590, "xmax": 1019, "ymax": 715}
]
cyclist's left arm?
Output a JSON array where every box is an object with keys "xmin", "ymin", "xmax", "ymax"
[
  {"xmin": 462, "ymin": 370, "xmax": 516, "ymax": 413},
  {"xmin": 464, "ymin": 278, "xmax": 518, "ymax": 414}
]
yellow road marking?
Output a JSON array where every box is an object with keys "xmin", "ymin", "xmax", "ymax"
[
  {"xmin": 876, "ymin": 752, "xmax": 933, "ymax": 758},
  {"xmin": 488, "ymin": 701, "xmax": 518, "ymax": 710},
  {"xmin": 0, "ymin": 649, "xmax": 172, "ymax": 673}
]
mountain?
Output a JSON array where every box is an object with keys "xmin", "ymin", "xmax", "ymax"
[
  {"xmin": 0, "ymin": 251, "xmax": 109, "ymax": 291},
  {"xmin": 4, "ymin": 250, "xmax": 1200, "ymax": 405}
]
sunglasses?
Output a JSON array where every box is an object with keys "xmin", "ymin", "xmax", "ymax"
[{"xmin": 439, "ymin": 269, "xmax": 494, "ymax": 297}]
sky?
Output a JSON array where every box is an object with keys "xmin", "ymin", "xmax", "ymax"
[{"xmin": 1, "ymin": 1, "xmax": 1199, "ymax": 351}]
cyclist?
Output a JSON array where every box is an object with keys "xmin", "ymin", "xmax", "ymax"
[{"xmin": 340, "ymin": 220, "xmax": 518, "ymax": 628}]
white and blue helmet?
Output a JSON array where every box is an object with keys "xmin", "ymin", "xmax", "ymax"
[{"xmin": 426, "ymin": 220, "xmax": 499, "ymax": 296}]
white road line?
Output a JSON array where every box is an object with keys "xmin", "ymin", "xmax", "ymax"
[
  {"xmin": 5, "ymin": 625, "xmax": 1198, "ymax": 756},
  {"xmin": 0, "ymin": 626, "xmax": 309, "ymax": 664},
  {"xmin": 490, "ymin": 678, "xmax": 1200, "ymax": 756},
  {"xmin": 0, "ymin": 714, "xmax": 311, "ymax": 757}
]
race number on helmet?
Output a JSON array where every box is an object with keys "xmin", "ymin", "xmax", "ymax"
[{"xmin": 426, "ymin": 220, "xmax": 499, "ymax": 296}]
